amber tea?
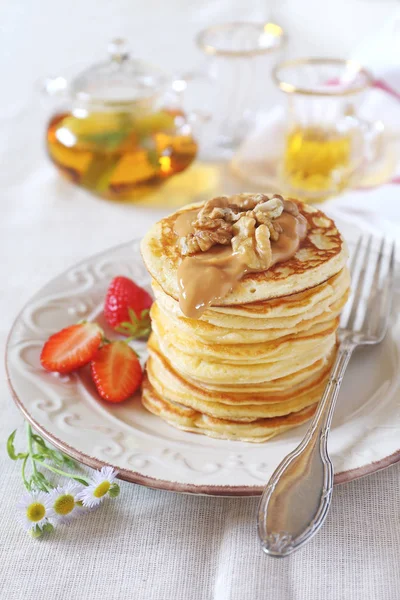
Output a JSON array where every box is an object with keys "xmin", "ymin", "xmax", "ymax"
[{"xmin": 46, "ymin": 109, "xmax": 198, "ymax": 201}]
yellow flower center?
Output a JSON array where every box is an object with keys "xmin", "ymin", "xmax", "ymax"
[
  {"xmin": 53, "ymin": 494, "xmax": 75, "ymax": 516},
  {"xmin": 93, "ymin": 481, "xmax": 110, "ymax": 498},
  {"xmin": 26, "ymin": 502, "xmax": 46, "ymax": 522}
]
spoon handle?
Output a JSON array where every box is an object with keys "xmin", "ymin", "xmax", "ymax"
[{"xmin": 257, "ymin": 340, "xmax": 355, "ymax": 557}]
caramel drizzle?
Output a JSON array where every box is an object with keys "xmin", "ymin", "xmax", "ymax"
[{"xmin": 174, "ymin": 202, "xmax": 307, "ymax": 319}]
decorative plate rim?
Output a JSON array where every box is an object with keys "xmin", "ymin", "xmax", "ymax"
[{"xmin": 6, "ymin": 359, "xmax": 400, "ymax": 496}]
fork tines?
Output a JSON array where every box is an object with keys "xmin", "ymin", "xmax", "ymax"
[{"xmin": 341, "ymin": 236, "xmax": 395, "ymax": 339}]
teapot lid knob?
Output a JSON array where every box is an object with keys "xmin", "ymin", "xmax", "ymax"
[{"xmin": 108, "ymin": 38, "xmax": 129, "ymax": 63}]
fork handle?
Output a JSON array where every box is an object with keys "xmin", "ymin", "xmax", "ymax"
[{"xmin": 258, "ymin": 339, "xmax": 356, "ymax": 557}]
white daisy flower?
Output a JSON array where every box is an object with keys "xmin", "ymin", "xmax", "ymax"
[
  {"xmin": 76, "ymin": 466, "xmax": 118, "ymax": 508},
  {"xmin": 16, "ymin": 490, "xmax": 55, "ymax": 532},
  {"xmin": 74, "ymin": 499, "xmax": 99, "ymax": 514},
  {"xmin": 48, "ymin": 481, "xmax": 83, "ymax": 524}
]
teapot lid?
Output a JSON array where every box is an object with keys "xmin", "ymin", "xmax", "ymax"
[{"xmin": 70, "ymin": 39, "xmax": 169, "ymax": 105}]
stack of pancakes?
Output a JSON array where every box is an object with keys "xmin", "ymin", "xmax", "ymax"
[{"xmin": 140, "ymin": 199, "xmax": 349, "ymax": 442}]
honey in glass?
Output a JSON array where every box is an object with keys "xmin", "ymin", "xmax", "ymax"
[
  {"xmin": 283, "ymin": 126, "xmax": 352, "ymax": 197},
  {"xmin": 273, "ymin": 58, "xmax": 377, "ymax": 202}
]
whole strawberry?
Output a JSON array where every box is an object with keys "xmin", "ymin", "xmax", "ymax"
[{"xmin": 104, "ymin": 276, "xmax": 152, "ymax": 338}]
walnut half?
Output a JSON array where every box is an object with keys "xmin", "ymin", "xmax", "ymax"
[
  {"xmin": 180, "ymin": 227, "xmax": 232, "ymax": 256},
  {"xmin": 231, "ymin": 215, "xmax": 273, "ymax": 271},
  {"xmin": 178, "ymin": 193, "xmax": 292, "ymax": 260}
]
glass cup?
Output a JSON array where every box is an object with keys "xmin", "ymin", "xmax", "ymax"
[
  {"xmin": 187, "ymin": 22, "xmax": 286, "ymax": 158},
  {"xmin": 273, "ymin": 58, "xmax": 384, "ymax": 202}
]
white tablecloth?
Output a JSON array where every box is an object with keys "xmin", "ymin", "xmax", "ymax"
[
  {"xmin": 2, "ymin": 175, "xmax": 400, "ymax": 600},
  {"xmin": 2, "ymin": 1, "xmax": 400, "ymax": 598}
]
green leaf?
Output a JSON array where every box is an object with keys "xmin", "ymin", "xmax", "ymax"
[
  {"xmin": 128, "ymin": 308, "xmax": 139, "ymax": 323},
  {"xmin": 147, "ymin": 148, "xmax": 160, "ymax": 168},
  {"xmin": 32, "ymin": 434, "xmax": 47, "ymax": 447},
  {"xmin": 119, "ymin": 321, "xmax": 136, "ymax": 329},
  {"xmin": 60, "ymin": 454, "xmax": 77, "ymax": 469},
  {"xmin": 29, "ymin": 525, "xmax": 43, "ymax": 539},
  {"xmin": 109, "ymin": 483, "xmax": 120, "ymax": 498},
  {"xmin": 32, "ymin": 435, "xmax": 77, "ymax": 468},
  {"xmin": 115, "ymin": 305, "xmax": 151, "ymax": 340},
  {"xmin": 7, "ymin": 430, "xmax": 28, "ymax": 461},
  {"xmin": 7, "ymin": 430, "xmax": 18, "ymax": 460},
  {"xmin": 74, "ymin": 477, "xmax": 90, "ymax": 487},
  {"xmin": 30, "ymin": 478, "xmax": 45, "ymax": 492},
  {"xmin": 79, "ymin": 130, "xmax": 130, "ymax": 150},
  {"xmin": 45, "ymin": 448, "xmax": 65, "ymax": 465},
  {"xmin": 47, "ymin": 446, "xmax": 77, "ymax": 468},
  {"xmin": 32, "ymin": 453, "xmax": 46, "ymax": 461},
  {"xmin": 42, "ymin": 523, "xmax": 54, "ymax": 534},
  {"xmin": 81, "ymin": 154, "xmax": 120, "ymax": 192},
  {"xmin": 31, "ymin": 471, "xmax": 53, "ymax": 492}
]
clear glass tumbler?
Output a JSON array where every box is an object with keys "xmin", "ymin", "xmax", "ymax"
[
  {"xmin": 273, "ymin": 58, "xmax": 384, "ymax": 202},
  {"xmin": 190, "ymin": 22, "xmax": 286, "ymax": 157}
]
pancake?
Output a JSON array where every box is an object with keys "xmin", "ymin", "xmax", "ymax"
[
  {"xmin": 142, "ymin": 377, "xmax": 319, "ymax": 443},
  {"xmin": 146, "ymin": 345, "xmax": 335, "ymax": 419},
  {"xmin": 139, "ymin": 194, "xmax": 349, "ymax": 442},
  {"xmin": 151, "ymin": 281, "xmax": 348, "ymax": 344},
  {"xmin": 152, "ymin": 290, "xmax": 348, "ymax": 344},
  {"xmin": 140, "ymin": 200, "xmax": 348, "ymax": 306},
  {"xmin": 148, "ymin": 334, "xmax": 336, "ymax": 393},
  {"xmin": 189, "ymin": 353, "xmax": 335, "ymax": 394},
  {"xmin": 151, "ymin": 305, "xmax": 339, "ymax": 364},
  {"xmin": 152, "ymin": 330, "xmax": 336, "ymax": 384},
  {"xmin": 151, "ymin": 267, "xmax": 350, "ymax": 333},
  {"xmin": 153, "ymin": 266, "xmax": 349, "ymax": 321}
]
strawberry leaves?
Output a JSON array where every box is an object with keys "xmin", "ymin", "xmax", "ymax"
[{"xmin": 114, "ymin": 308, "xmax": 151, "ymax": 339}]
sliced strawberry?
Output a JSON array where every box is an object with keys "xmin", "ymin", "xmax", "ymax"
[
  {"xmin": 104, "ymin": 276, "xmax": 152, "ymax": 338},
  {"xmin": 41, "ymin": 323, "xmax": 103, "ymax": 374},
  {"xmin": 90, "ymin": 341, "xmax": 142, "ymax": 403}
]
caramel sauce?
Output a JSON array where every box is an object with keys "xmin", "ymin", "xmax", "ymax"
[
  {"xmin": 177, "ymin": 247, "xmax": 244, "ymax": 319},
  {"xmin": 271, "ymin": 212, "xmax": 308, "ymax": 264},
  {"xmin": 175, "ymin": 204, "xmax": 308, "ymax": 319},
  {"xmin": 174, "ymin": 209, "xmax": 199, "ymax": 236}
]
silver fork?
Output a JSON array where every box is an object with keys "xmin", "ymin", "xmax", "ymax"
[{"xmin": 257, "ymin": 236, "xmax": 396, "ymax": 557}]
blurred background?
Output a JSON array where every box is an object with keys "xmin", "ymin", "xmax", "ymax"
[
  {"xmin": 2, "ymin": 0, "xmax": 399, "ymax": 196},
  {"xmin": 2, "ymin": 0, "xmax": 398, "ymax": 112},
  {"xmin": 1, "ymin": 1, "xmax": 398, "ymax": 176},
  {"xmin": 1, "ymin": 0, "xmax": 399, "ymax": 271}
]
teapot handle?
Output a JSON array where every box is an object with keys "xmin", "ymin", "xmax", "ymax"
[
  {"xmin": 172, "ymin": 69, "xmax": 213, "ymax": 126},
  {"xmin": 355, "ymin": 117, "xmax": 394, "ymax": 187},
  {"xmin": 360, "ymin": 118, "xmax": 385, "ymax": 163}
]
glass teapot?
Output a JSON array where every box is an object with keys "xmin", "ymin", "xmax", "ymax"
[{"xmin": 44, "ymin": 39, "xmax": 198, "ymax": 201}]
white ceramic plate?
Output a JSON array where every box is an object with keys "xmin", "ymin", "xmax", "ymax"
[{"xmin": 6, "ymin": 218, "xmax": 400, "ymax": 496}]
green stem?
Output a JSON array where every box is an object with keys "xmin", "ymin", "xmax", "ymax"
[
  {"xmin": 21, "ymin": 456, "xmax": 30, "ymax": 491},
  {"xmin": 26, "ymin": 423, "xmax": 38, "ymax": 478},
  {"xmin": 34, "ymin": 458, "xmax": 89, "ymax": 485}
]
